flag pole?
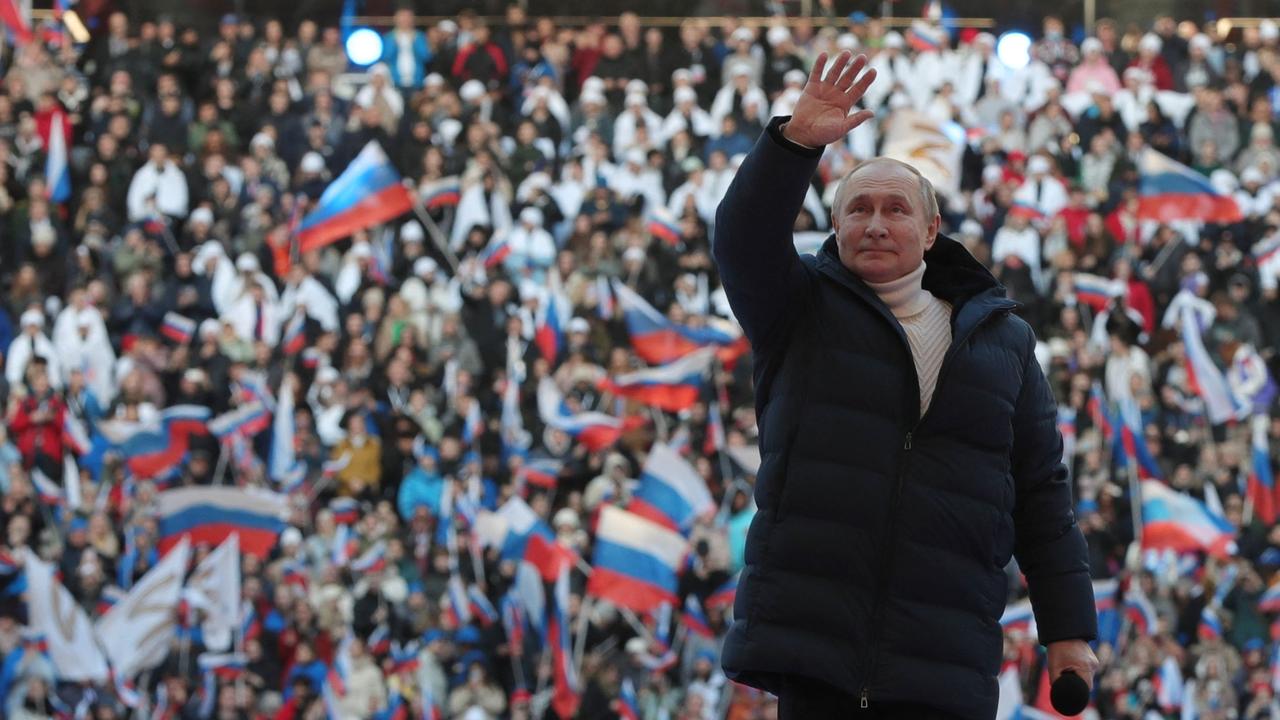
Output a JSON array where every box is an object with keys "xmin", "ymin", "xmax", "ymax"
[
  {"xmin": 407, "ymin": 186, "xmax": 461, "ymax": 275},
  {"xmin": 572, "ymin": 593, "xmax": 593, "ymax": 682}
]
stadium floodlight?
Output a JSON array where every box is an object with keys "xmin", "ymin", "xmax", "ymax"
[
  {"xmin": 345, "ymin": 28, "xmax": 383, "ymax": 66},
  {"xmin": 996, "ymin": 32, "xmax": 1032, "ymax": 70}
]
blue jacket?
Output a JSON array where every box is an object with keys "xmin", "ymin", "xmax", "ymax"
[
  {"xmin": 397, "ymin": 466, "xmax": 444, "ymax": 520},
  {"xmin": 711, "ymin": 117, "xmax": 1096, "ymax": 719},
  {"xmin": 380, "ymin": 30, "xmax": 432, "ymax": 88}
]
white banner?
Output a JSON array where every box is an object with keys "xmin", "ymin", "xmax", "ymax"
[
  {"xmin": 95, "ymin": 536, "xmax": 191, "ymax": 677},
  {"xmin": 22, "ymin": 548, "xmax": 109, "ymax": 683},
  {"xmin": 880, "ymin": 109, "xmax": 964, "ymax": 201},
  {"xmin": 184, "ymin": 534, "xmax": 241, "ymax": 652}
]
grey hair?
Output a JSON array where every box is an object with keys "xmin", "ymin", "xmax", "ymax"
[{"xmin": 833, "ymin": 157, "xmax": 939, "ymax": 221}]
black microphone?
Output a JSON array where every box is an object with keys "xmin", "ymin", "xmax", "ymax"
[{"xmin": 1050, "ymin": 670, "xmax": 1090, "ymax": 716}]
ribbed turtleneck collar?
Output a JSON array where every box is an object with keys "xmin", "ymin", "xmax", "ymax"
[{"xmin": 865, "ymin": 261, "xmax": 930, "ymax": 319}]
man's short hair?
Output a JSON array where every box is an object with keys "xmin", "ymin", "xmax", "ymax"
[{"xmin": 834, "ymin": 157, "xmax": 939, "ymax": 221}]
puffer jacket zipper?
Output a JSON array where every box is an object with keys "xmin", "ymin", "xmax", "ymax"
[{"xmin": 857, "ymin": 300, "xmax": 1014, "ymax": 707}]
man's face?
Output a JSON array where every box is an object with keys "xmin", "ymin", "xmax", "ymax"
[{"xmin": 832, "ymin": 162, "xmax": 939, "ymax": 284}]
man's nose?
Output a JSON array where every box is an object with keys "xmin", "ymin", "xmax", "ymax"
[{"xmin": 864, "ymin": 214, "xmax": 890, "ymax": 239}]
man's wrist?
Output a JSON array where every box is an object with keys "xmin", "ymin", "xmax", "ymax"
[
  {"xmin": 779, "ymin": 121, "xmax": 818, "ymax": 150},
  {"xmin": 767, "ymin": 116, "xmax": 823, "ymax": 158}
]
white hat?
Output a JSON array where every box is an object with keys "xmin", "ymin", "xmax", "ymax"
[
  {"xmin": 413, "ymin": 256, "xmax": 438, "ymax": 276},
  {"xmin": 974, "ymin": 31, "xmax": 996, "ymax": 47},
  {"xmin": 1210, "ymin": 168, "xmax": 1239, "ymax": 194},
  {"xmin": 982, "ymin": 164, "xmax": 1003, "ymax": 184},
  {"xmin": 766, "ymin": 26, "xmax": 791, "ymax": 46},
  {"xmin": 437, "ymin": 118, "xmax": 463, "ymax": 146},
  {"xmin": 401, "ymin": 220, "xmax": 425, "ymax": 242},
  {"xmin": 518, "ymin": 279, "xmax": 541, "ymax": 302},
  {"xmin": 674, "ymin": 86, "xmax": 697, "ymax": 104},
  {"xmin": 731, "ymin": 27, "xmax": 755, "ymax": 43},
  {"xmin": 459, "ymin": 80, "xmax": 486, "ymax": 102},
  {"xmin": 236, "ymin": 253, "xmax": 260, "ymax": 272},
  {"xmin": 1138, "ymin": 33, "xmax": 1162, "ymax": 54},
  {"xmin": 425, "ymin": 72, "xmax": 445, "ymax": 87},
  {"xmin": 250, "ymin": 132, "xmax": 274, "ymax": 150},
  {"xmin": 19, "ymin": 309, "xmax": 42, "ymax": 327},
  {"xmin": 553, "ymin": 507, "xmax": 580, "ymax": 529},
  {"xmin": 182, "ymin": 368, "xmax": 207, "ymax": 384},
  {"xmin": 568, "ymin": 317, "xmax": 589, "ymax": 333},
  {"xmin": 580, "ymin": 89, "xmax": 606, "ymax": 105},
  {"xmin": 625, "ymin": 92, "xmax": 647, "ymax": 108},
  {"xmin": 625, "ymin": 637, "xmax": 648, "ymax": 654},
  {"xmin": 836, "ymin": 33, "xmax": 859, "ymax": 51},
  {"xmin": 672, "ymin": 68, "xmax": 693, "ymax": 83},
  {"xmin": 1242, "ymin": 166, "xmax": 1265, "ymax": 184},
  {"xmin": 1190, "ymin": 33, "xmax": 1211, "ymax": 53},
  {"xmin": 189, "ymin": 206, "xmax": 213, "ymax": 226},
  {"xmin": 519, "ymin": 206, "xmax": 544, "ymax": 226},
  {"xmin": 625, "ymin": 148, "xmax": 646, "ymax": 166},
  {"xmin": 1080, "ymin": 37, "xmax": 1102, "ymax": 55},
  {"xmin": 784, "ymin": 68, "xmax": 807, "ymax": 86},
  {"xmin": 199, "ymin": 318, "xmax": 221, "ymax": 337},
  {"xmin": 582, "ymin": 76, "xmax": 605, "ymax": 93},
  {"xmin": 316, "ymin": 366, "xmax": 340, "ymax": 384},
  {"xmin": 281, "ymin": 527, "xmax": 303, "ymax": 546},
  {"xmin": 350, "ymin": 242, "xmax": 373, "ymax": 259},
  {"xmin": 731, "ymin": 64, "xmax": 751, "ymax": 78},
  {"xmin": 300, "ymin": 152, "xmax": 325, "ymax": 174},
  {"xmin": 884, "ymin": 31, "xmax": 905, "ymax": 49},
  {"xmin": 1263, "ymin": 19, "xmax": 1279, "ymax": 41},
  {"xmin": 623, "ymin": 246, "xmax": 646, "ymax": 263},
  {"xmin": 437, "ymin": 19, "xmax": 457, "ymax": 34},
  {"xmin": 1027, "ymin": 155, "xmax": 1051, "ymax": 174},
  {"xmin": 625, "ymin": 79, "xmax": 648, "ymax": 96}
]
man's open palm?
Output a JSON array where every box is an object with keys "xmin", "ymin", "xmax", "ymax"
[{"xmin": 783, "ymin": 51, "xmax": 877, "ymax": 149}]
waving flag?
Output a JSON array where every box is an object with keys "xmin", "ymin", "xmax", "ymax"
[
  {"xmin": 155, "ymin": 486, "xmax": 289, "ymax": 558},
  {"xmin": 197, "ymin": 652, "xmax": 248, "ymax": 680},
  {"xmin": 421, "ymin": 176, "xmax": 461, "ymax": 209},
  {"xmin": 95, "ymin": 405, "xmax": 210, "ymax": 480},
  {"xmin": 587, "ymin": 505, "xmax": 688, "ymax": 612},
  {"xmin": 999, "ymin": 597, "xmax": 1037, "ymax": 639},
  {"xmin": 1116, "ymin": 396, "xmax": 1161, "ymax": 480},
  {"xmin": 682, "ymin": 595, "xmax": 714, "ymax": 639},
  {"xmin": 645, "ymin": 206, "xmax": 682, "ymax": 246},
  {"xmin": 31, "ymin": 469, "xmax": 63, "ymax": 508},
  {"xmin": 296, "ymin": 141, "xmax": 415, "ymax": 253},
  {"xmin": 1137, "ymin": 147, "xmax": 1243, "ymax": 223},
  {"xmin": 549, "ymin": 563, "xmax": 580, "ymax": 718},
  {"xmin": 1140, "ymin": 480, "xmax": 1236, "ymax": 557},
  {"xmin": 208, "ymin": 401, "xmax": 270, "ymax": 441},
  {"xmin": 0, "ymin": 0, "xmax": 32, "ymax": 45},
  {"xmin": 46, "ymin": 113, "xmax": 70, "ymax": 203},
  {"xmin": 467, "ymin": 585, "xmax": 499, "ymax": 626},
  {"xmin": 1125, "ymin": 586, "xmax": 1159, "ymax": 635},
  {"xmin": 534, "ymin": 291, "xmax": 564, "ymax": 363},
  {"xmin": 706, "ymin": 573, "xmax": 737, "ymax": 609},
  {"xmin": 1261, "ymin": 582, "xmax": 1280, "ymax": 613},
  {"xmin": 614, "ymin": 678, "xmax": 641, "ymax": 720},
  {"xmin": 160, "ymin": 312, "xmax": 196, "ymax": 344},
  {"xmin": 1154, "ymin": 655, "xmax": 1183, "ymax": 711},
  {"xmin": 1072, "ymin": 272, "xmax": 1122, "ymax": 312},
  {"xmin": 1087, "ymin": 382, "xmax": 1114, "ymax": 443},
  {"xmin": 474, "ymin": 497, "xmax": 559, "ymax": 569},
  {"xmin": 1181, "ymin": 311, "xmax": 1247, "ymax": 425},
  {"xmin": 602, "ymin": 348, "xmax": 714, "ymax": 412},
  {"xmin": 612, "ymin": 280, "xmax": 747, "ymax": 365},
  {"xmin": 1198, "ymin": 606, "xmax": 1223, "ymax": 640},
  {"xmin": 479, "ymin": 236, "xmax": 512, "ymax": 269},
  {"xmin": 517, "ymin": 457, "xmax": 563, "ymax": 491},
  {"xmin": 1250, "ymin": 418, "xmax": 1277, "ymax": 526},
  {"xmin": 628, "ymin": 442, "xmax": 715, "ymax": 534},
  {"xmin": 281, "ymin": 312, "xmax": 306, "ymax": 355},
  {"xmin": 537, "ymin": 377, "xmax": 641, "ymax": 451}
]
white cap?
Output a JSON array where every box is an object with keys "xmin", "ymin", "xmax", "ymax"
[
  {"xmin": 625, "ymin": 148, "xmax": 646, "ymax": 166},
  {"xmin": 731, "ymin": 64, "xmax": 751, "ymax": 78},
  {"xmin": 401, "ymin": 220, "xmax": 425, "ymax": 242},
  {"xmin": 982, "ymin": 164, "xmax": 1003, "ymax": 184},
  {"xmin": 182, "ymin": 368, "xmax": 207, "ymax": 384},
  {"xmin": 625, "ymin": 92, "xmax": 647, "ymax": 108},
  {"xmin": 553, "ymin": 508, "xmax": 580, "ymax": 529},
  {"xmin": 19, "ymin": 309, "xmax": 42, "ymax": 327},
  {"xmin": 784, "ymin": 68, "xmax": 807, "ymax": 86},
  {"xmin": 623, "ymin": 246, "xmax": 646, "ymax": 263},
  {"xmin": 582, "ymin": 76, "xmax": 605, "ymax": 93},
  {"xmin": 459, "ymin": 80, "xmax": 486, "ymax": 102},
  {"xmin": 316, "ymin": 366, "xmax": 340, "ymax": 384},
  {"xmin": 518, "ymin": 279, "xmax": 541, "ymax": 301},
  {"xmin": 1242, "ymin": 166, "xmax": 1265, "ymax": 184},
  {"xmin": 766, "ymin": 26, "xmax": 791, "ymax": 46},
  {"xmin": 350, "ymin": 242, "xmax": 373, "ymax": 259},
  {"xmin": 425, "ymin": 72, "xmax": 445, "ymax": 87},
  {"xmin": 281, "ymin": 527, "xmax": 303, "ymax": 546},
  {"xmin": 1027, "ymin": 155, "xmax": 1050, "ymax": 174},
  {"xmin": 189, "ymin": 206, "xmax": 214, "ymax": 225},
  {"xmin": 1139, "ymin": 33, "xmax": 1161, "ymax": 54},
  {"xmin": 300, "ymin": 152, "xmax": 325, "ymax": 173},
  {"xmin": 974, "ymin": 31, "xmax": 996, "ymax": 47},
  {"xmin": 1190, "ymin": 33, "xmax": 1211, "ymax": 53},
  {"xmin": 1263, "ymin": 19, "xmax": 1279, "ymax": 41},
  {"xmin": 199, "ymin": 318, "xmax": 221, "ymax": 337},
  {"xmin": 250, "ymin": 132, "xmax": 274, "ymax": 150},
  {"xmin": 674, "ymin": 86, "xmax": 697, "ymax": 104},
  {"xmin": 672, "ymin": 68, "xmax": 693, "ymax": 83},
  {"xmin": 580, "ymin": 89, "xmax": 606, "ymax": 105},
  {"xmin": 1080, "ymin": 37, "xmax": 1102, "ymax": 55},
  {"xmin": 731, "ymin": 27, "xmax": 754, "ymax": 43},
  {"xmin": 236, "ymin": 253, "xmax": 260, "ymax": 272},
  {"xmin": 625, "ymin": 79, "xmax": 648, "ymax": 96},
  {"xmin": 884, "ymin": 31, "xmax": 904, "ymax": 49},
  {"xmin": 413, "ymin": 256, "xmax": 438, "ymax": 276},
  {"xmin": 519, "ymin": 206, "xmax": 544, "ymax": 226},
  {"xmin": 836, "ymin": 32, "xmax": 859, "ymax": 51},
  {"xmin": 437, "ymin": 118, "xmax": 463, "ymax": 146},
  {"xmin": 1210, "ymin": 168, "xmax": 1239, "ymax": 194},
  {"xmin": 437, "ymin": 19, "xmax": 457, "ymax": 34},
  {"xmin": 568, "ymin": 317, "xmax": 589, "ymax": 333}
]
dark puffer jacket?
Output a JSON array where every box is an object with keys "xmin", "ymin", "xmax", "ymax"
[{"xmin": 712, "ymin": 117, "xmax": 1097, "ymax": 720}]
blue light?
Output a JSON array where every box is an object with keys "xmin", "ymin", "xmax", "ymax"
[
  {"xmin": 345, "ymin": 28, "xmax": 383, "ymax": 66},
  {"xmin": 996, "ymin": 32, "xmax": 1032, "ymax": 70}
]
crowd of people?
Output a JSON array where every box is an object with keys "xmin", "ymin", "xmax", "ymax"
[{"xmin": 0, "ymin": 3, "xmax": 1278, "ymax": 719}]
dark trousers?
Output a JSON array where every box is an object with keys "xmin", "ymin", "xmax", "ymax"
[{"xmin": 778, "ymin": 677, "xmax": 966, "ymax": 719}]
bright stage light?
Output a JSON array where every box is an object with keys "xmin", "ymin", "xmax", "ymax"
[
  {"xmin": 996, "ymin": 32, "xmax": 1032, "ymax": 70},
  {"xmin": 345, "ymin": 28, "xmax": 383, "ymax": 66}
]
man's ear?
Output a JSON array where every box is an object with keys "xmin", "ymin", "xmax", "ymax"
[{"xmin": 924, "ymin": 213, "xmax": 941, "ymax": 250}]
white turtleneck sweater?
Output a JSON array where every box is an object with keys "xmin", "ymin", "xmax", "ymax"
[{"xmin": 865, "ymin": 261, "xmax": 953, "ymax": 416}]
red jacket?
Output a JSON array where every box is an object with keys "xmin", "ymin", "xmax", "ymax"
[{"xmin": 9, "ymin": 394, "xmax": 66, "ymax": 466}]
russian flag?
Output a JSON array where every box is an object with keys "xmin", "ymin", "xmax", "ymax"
[
  {"xmin": 537, "ymin": 377, "xmax": 643, "ymax": 452},
  {"xmin": 1154, "ymin": 656, "xmax": 1183, "ymax": 711},
  {"xmin": 1087, "ymin": 382, "xmax": 1114, "ymax": 443},
  {"xmin": 197, "ymin": 653, "xmax": 248, "ymax": 680},
  {"xmin": 612, "ymin": 280, "xmax": 747, "ymax": 366},
  {"xmin": 1198, "ymin": 606, "xmax": 1223, "ymax": 640},
  {"xmin": 534, "ymin": 292, "xmax": 564, "ymax": 364},
  {"xmin": 1137, "ymin": 147, "xmax": 1243, "ymax": 223},
  {"xmin": 389, "ymin": 641, "xmax": 419, "ymax": 674},
  {"xmin": 30, "ymin": 469, "xmax": 62, "ymax": 507},
  {"xmin": 467, "ymin": 585, "xmax": 499, "ymax": 626},
  {"xmin": 45, "ymin": 113, "xmax": 70, "ymax": 203},
  {"xmin": 367, "ymin": 625, "xmax": 391, "ymax": 656},
  {"xmin": 587, "ymin": 505, "xmax": 687, "ymax": 612},
  {"xmin": 376, "ymin": 690, "xmax": 409, "ymax": 720},
  {"xmin": 682, "ymin": 595, "xmax": 715, "ymax": 638},
  {"xmin": 1124, "ymin": 588, "xmax": 1159, "ymax": 635},
  {"xmin": 999, "ymin": 597, "xmax": 1037, "ymax": 638},
  {"xmin": 479, "ymin": 237, "xmax": 512, "ymax": 269},
  {"xmin": 518, "ymin": 458, "xmax": 563, "ymax": 491},
  {"xmin": 602, "ymin": 348, "xmax": 714, "ymax": 413},
  {"xmin": 1094, "ymin": 578, "xmax": 1120, "ymax": 646},
  {"xmin": 705, "ymin": 402, "xmax": 726, "ymax": 456},
  {"xmin": 596, "ymin": 275, "xmax": 615, "ymax": 320},
  {"xmin": 1140, "ymin": 479, "xmax": 1236, "ymax": 558},
  {"xmin": 1116, "ymin": 397, "xmax": 1161, "ymax": 480},
  {"xmin": 329, "ymin": 497, "xmax": 360, "ymax": 526},
  {"xmin": 160, "ymin": 312, "xmax": 196, "ymax": 344},
  {"xmin": 627, "ymin": 442, "xmax": 715, "ymax": 534},
  {"xmin": 549, "ymin": 565, "xmax": 581, "ymax": 719},
  {"xmin": 281, "ymin": 312, "xmax": 306, "ymax": 355},
  {"xmin": 1008, "ymin": 199, "xmax": 1046, "ymax": 221},
  {"xmin": 906, "ymin": 19, "xmax": 945, "ymax": 51},
  {"xmin": 446, "ymin": 574, "xmax": 471, "ymax": 626},
  {"xmin": 350, "ymin": 541, "xmax": 387, "ymax": 574},
  {"xmin": 706, "ymin": 573, "xmax": 737, "ymax": 609},
  {"xmin": 614, "ymin": 679, "xmax": 641, "ymax": 720},
  {"xmin": 1250, "ymin": 419, "xmax": 1276, "ymax": 526},
  {"xmin": 501, "ymin": 593, "xmax": 524, "ymax": 653},
  {"xmin": 645, "ymin": 206, "xmax": 683, "ymax": 246},
  {"xmin": 1180, "ymin": 311, "xmax": 1247, "ymax": 425},
  {"xmin": 207, "ymin": 402, "xmax": 270, "ymax": 440},
  {"xmin": 98, "ymin": 405, "xmax": 211, "ymax": 480},
  {"xmin": 1072, "ymin": 272, "xmax": 1121, "ymax": 312},
  {"xmin": 1255, "ymin": 236, "xmax": 1280, "ymax": 268},
  {"xmin": 155, "ymin": 486, "xmax": 289, "ymax": 558},
  {"xmin": 0, "ymin": 0, "xmax": 32, "ymax": 45},
  {"xmin": 62, "ymin": 414, "xmax": 90, "ymax": 456},
  {"xmin": 296, "ymin": 141, "xmax": 415, "ymax": 254},
  {"xmin": 476, "ymin": 497, "xmax": 555, "ymax": 564},
  {"xmin": 1262, "ymin": 582, "xmax": 1280, "ymax": 613},
  {"xmin": 421, "ymin": 176, "xmax": 461, "ymax": 210}
]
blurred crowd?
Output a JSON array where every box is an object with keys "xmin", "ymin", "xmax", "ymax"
[{"xmin": 0, "ymin": 4, "xmax": 1278, "ymax": 720}]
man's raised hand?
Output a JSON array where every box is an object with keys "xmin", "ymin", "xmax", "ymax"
[{"xmin": 781, "ymin": 51, "xmax": 877, "ymax": 149}]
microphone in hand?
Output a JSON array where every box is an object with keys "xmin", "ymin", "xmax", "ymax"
[{"xmin": 1049, "ymin": 670, "xmax": 1090, "ymax": 716}]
